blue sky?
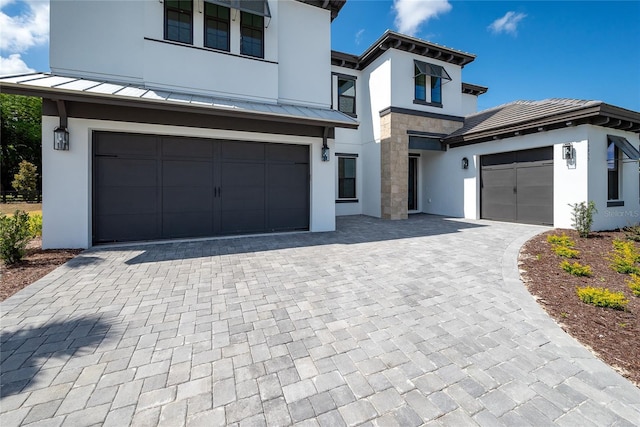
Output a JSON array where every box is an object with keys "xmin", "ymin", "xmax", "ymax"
[{"xmin": 1, "ymin": 0, "xmax": 639, "ymax": 112}]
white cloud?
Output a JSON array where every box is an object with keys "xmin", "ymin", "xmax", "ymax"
[
  {"xmin": 0, "ymin": 0, "xmax": 49, "ymax": 52},
  {"xmin": 0, "ymin": 53, "xmax": 35, "ymax": 75},
  {"xmin": 488, "ymin": 11, "xmax": 527, "ymax": 35},
  {"xmin": 355, "ymin": 28, "xmax": 365, "ymax": 45},
  {"xmin": 393, "ymin": 0, "xmax": 452, "ymax": 37}
]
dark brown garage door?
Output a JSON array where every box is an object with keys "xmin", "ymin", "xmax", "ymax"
[
  {"xmin": 93, "ymin": 132, "xmax": 309, "ymax": 243},
  {"xmin": 480, "ymin": 147, "xmax": 553, "ymax": 225}
]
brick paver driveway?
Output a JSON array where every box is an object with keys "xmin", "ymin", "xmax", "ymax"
[{"xmin": 1, "ymin": 215, "xmax": 639, "ymax": 426}]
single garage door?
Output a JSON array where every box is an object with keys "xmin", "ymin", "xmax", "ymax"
[
  {"xmin": 480, "ymin": 146, "xmax": 553, "ymax": 225},
  {"xmin": 93, "ymin": 132, "xmax": 309, "ymax": 243}
]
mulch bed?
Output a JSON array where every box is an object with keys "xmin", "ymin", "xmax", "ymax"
[
  {"xmin": 519, "ymin": 229, "xmax": 640, "ymax": 386},
  {"xmin": 0, "ymin": 238, "xmax": 81, "ymax": 302}
]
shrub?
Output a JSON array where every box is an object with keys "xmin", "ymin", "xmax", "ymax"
[
  {"xmin": 12, "ymin": 160, "xmax": 39, "ymax": 201},
  {"xmin": 552, "ymin": 245, "xmax": 580, "ymax": 258},
  {"xmin": 28, "ymin": 213, "xmax": 42, "ymax": 237},
  {"xmin": 576, "ymin": 286, "xmax": 629, "ymax": 310},
  {"xmin": 569, "ymin": 201, "xmax": 597, "ymax": 238},
  {"xmin": 547, "ymin": 233, "xmax": 575, "ymax": 247},
  {"xmin": 610, "ymin": 240, "xmax": 640, "ymax": 274},
  {"xmin": 561, "ymin": 261, "xmax": 592, "ymax": 277},
  {"xmin": 627, "ymin": 274, "xmax": 640, "ymax": 297},
  {"xmin": 0, "ymin": 210, "xmax": 33, "ymax": 264},
  {"xmin": 624, "ymin": 224, "xmax": 640, "ymax": 242}
]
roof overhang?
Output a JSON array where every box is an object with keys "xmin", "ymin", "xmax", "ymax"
[
  {"xmin": 461, "ymin": 82, "xmax": 488, "ymax": 96},
  {"xmin": 296, "ymin": 0, "xmax": 346, "ymax": 20},
  {"xmin": 332, "ymin": 30, "xmax": 476, "ymax": 70},
  {"xmin": 447, "ymin": 102, "xmax": 640, "ymax": 147},
  {"xmin": 0, "ymin": 73, "xmax": 358, "ymax": 130}
]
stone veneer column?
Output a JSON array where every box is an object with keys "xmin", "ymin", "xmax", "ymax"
[{"xmin": 379, "ymin": 111, "xmax": 464, "ymax": 220}]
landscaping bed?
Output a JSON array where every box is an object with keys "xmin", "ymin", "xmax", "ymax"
[{"xmin": 520, "ymin": 229, "xmax": 640, "ymax": 386}]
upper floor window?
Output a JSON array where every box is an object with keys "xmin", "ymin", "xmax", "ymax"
[
  {"xmin": 205, "ymin": 3, "xmax": 230, "ymax": 51},
  {"xmin": 414, "ymin": 60, "xmax": 451, "ymax": 107},
  {"xmin": 241, "ymin": 12, "xmax": 264, "ymax": 58},
  {"xmin": 338, "ymin": 77, "xmax": 356, "ymax": 116},
  {"xmin": 165, "ymin": 0, "xmax": 193, "ymax": 44}
]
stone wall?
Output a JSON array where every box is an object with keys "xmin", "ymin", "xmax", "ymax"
[{"xmin": 379, "ymin": 111, "xmax": 463, "ymax": 219}]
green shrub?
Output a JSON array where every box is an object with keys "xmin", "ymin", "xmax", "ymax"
[
  {"xmin": 0, "ymin": 211, "xmax": 33, "ymax": 264},
  {"xmin": 576, "ymin": 286, "xmax": 629, "ymax": 310},
  {"xmin": 610, "ymin": 240, "xmax": 640, "ymax": 274},
  {"xmin": 547, "ymin": 233, "xmax": 575, "ymax": 247},
  {"xmin": 627, "ymin": 274, "xmax": 640, "ymax": 297},
  {"xmin": 12, "ymin": 160, "xmax": 39, "ymax": 201},
  {"xmin": 28, "ymin": 213, "xmax": 42, "ymax": 237},
  {"xmin": 569, "ymin": 201, "xmax": 597, "ymax": 238},
  {"xmin": 552, "ymin": 245, "xmax": 580, "ymax": 258},
  {"xmin": 561, "ymin": 261, "xmax": 593, "ymax": 277}
]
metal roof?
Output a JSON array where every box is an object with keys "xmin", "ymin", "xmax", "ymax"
[
  {"xmin": 0, "ymin": 73, "xmax": 359, "ymax": 129},
  {"xmin": 446, "ymin": 99, "xmax": 640, "ymax": 146}
]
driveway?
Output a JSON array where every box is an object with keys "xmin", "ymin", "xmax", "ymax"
[{"xmin": 1, "ymin": 215, "xmax": 639, "ymax": 426}]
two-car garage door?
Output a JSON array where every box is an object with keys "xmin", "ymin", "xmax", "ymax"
[
  {"xmin": 93, "ymin": 132, "xmax": 309, "ymax": 244},
  {"xmin": 480, "ymin": 146, "xmax": 553, "ymax": 225}
]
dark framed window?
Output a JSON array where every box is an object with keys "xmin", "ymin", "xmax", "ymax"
[
  {"xmin": 205, "ymin": 3, "xmax": 230, "ymax": 51},
  {"xmin": 338, "ymin": 156, "xmax": 357, "ymax": 199},
  {"xmin": 165, "ymin": 0, "xmax": 193, "ymax": 44},
  {"xmin": 338, "ymin": 78, "xmax": 356, "ymax": 116},
  {"xmin": 414, "ymin": 60, "xmax": 450, "ymax": 106},
  {"xmin": 608, "ymin": 142, "xmax": 620, "ymax": 200},
  {"xmin": 240, "ymin": 12, "xmax": 264, "ymax": 58}
]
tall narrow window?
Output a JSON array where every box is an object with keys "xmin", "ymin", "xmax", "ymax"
[
  {"xmin": 205, "ymin": 3, "xmax": 230, "ymax": 51},
  {"xmin": 240, "ymin": 12, "xmax": 264, "ymax": 58},
  {"xmin": 414, "ymin": 64, "xmax": 426, "ymax": 102},
  {"xmin": 608, "ymin": 142, "xmax": 620, "ymax": 201},
  {"xmin": 165, "ymin": 0, "xmax": 193, "ymax": 44},
  {"xmin": 338, "ymin": 156, "xmax": 357, "ymax": 200},
  {"xmin": 338, "ymin": 78, "xmax": 356, "ymax": 116},
  {"xmin": 414, "ymin": 60, "xmax": 450, "ymax": 106},
  {"xmin": 431, "ymin": 76, "xmax": 442, "ymax": 104}
]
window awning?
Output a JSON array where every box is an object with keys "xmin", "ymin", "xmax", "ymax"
[
  {"xmin": 414, "ymin": 60, "xmax": 451, "ymax": 81},
  {"xmin": 205, "ymin": 0, "xmax": 271, "ymax": 17},
  {"xmin": 608, "ymin": 135, "xmax": 640, "ymax": 160},
  {"xmin": 408, "ymin": 133, "xmax": 446, "ymax": 151}
]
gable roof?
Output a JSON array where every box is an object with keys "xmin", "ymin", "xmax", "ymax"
[
  {"xmin": 446, "ymin": 99, "xmax": 640, "ymax": 146},
  {"xmin": 0, "ymin": 73, "xmax": 358, "ymax": 129},
  {"xmin": 332, "ymin": 30, "xmax": 476, "ymax": 70}
]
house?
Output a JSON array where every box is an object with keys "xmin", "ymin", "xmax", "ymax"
[{"xmin": 1, "ymin": 0, "xmax": 639, "ymax": 249}]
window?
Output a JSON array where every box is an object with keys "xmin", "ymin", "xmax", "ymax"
[
  {"xmin": 205, "ymin": 3, "xmax": 230, "ymax": 51},
  {"xmin": 165, "ymin": 0, "xmax": 193, "ymax": 44},
  {"xmin": 608, "ymin": 141, "xmax": 620, "ymax": 201},
  {"xmin": 338, "ymin": 78, "xmax": 356, "ymax": 116},
  {"xmin": 414, "ymin": 60, "xmax": 451, "ymax": 106},
  {"xmin": 240, "ymin": 12, "xmax": 264, "ymax": 58},
  {"xmin": 338, "ymin": 156, "xmax": 357, "ymax": 200}
]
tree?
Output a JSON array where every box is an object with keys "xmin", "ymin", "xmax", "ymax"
[
  {"xmin": 12, "ymin": 160, "xmax": 39, "ymax": 201},
  {"xmin": 0, "ymin": 94, "xmax": 42, "ymax": 197}
]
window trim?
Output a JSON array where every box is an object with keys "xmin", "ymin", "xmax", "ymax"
[
  {"xmin": 204, "ymin": 2, "xmax": 230, "ymax": 52},
  {"xmin": 414, "ymin": 60, "xmax": 450, "ymax": 107},
  {"xmin": 336, "ymin": 154, "xmax": 358, "ymax": 202},
  {"xmin": 337, "ymin": 77, "xmax": 357, "ymax": 117},
  {"xmin": 164, "ymin": 0, "xmax": 193, "ymax": 45},
  {"xmin": 240, "ymin": 11, "xmax": 264, "ymax": 58}
]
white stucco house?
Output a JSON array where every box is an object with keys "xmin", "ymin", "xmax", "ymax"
[{"xmin": 0, "ymin": 0, "xmax": 639, "ymax": 249}]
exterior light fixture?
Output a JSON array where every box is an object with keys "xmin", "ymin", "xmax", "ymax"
[
  {"xmin": 461, "ymin": 157, "xmax": 469, "ymax": 169},
  {"xmin": 562, "ymin": 143, "xmax": 573, "ymax": 160},
  {"xmin": 321, "ymin": 144, "xmax": 330, "ymax": 162},
  {"xmin": 53, "ymin": 126, "xmax": 69, "ymax": 150}
]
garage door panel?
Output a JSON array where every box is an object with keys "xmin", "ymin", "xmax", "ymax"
[
  {"xmin": 163, "ymin": 160, "xmax": 213, "ymax": 187},
  {"xmin": 96, "ymin": 214, "xmax": 159, "ymax": 242},
  {"xmin": 95, "ymin": 133, "xmax": 158, "ymax": 157},
  {"xmin": 222, "ymin": 141, "xmax": 265, "ymax": 161},
  {"xmin": 96, "ymin": 158, "xmax": 157, "ymax": 187},
  {"xmin": 222, "ymin": 188, "xmax": 265, "ymax": 210},
  {"xmin": 220, "ymin": 210, "xmax": 265, "ymax": 233},
  {"xmin": 222, "ymin": 163, "xmax": 265, "ymax": 185},
  {"xmin": 162, "ymin": 137, "xmax": 213, "ymax": 159},
  {"xmin": 163, "ymin": 187, "xmax": 213, "ymax": 213},
  {"xmin": 96, "ymin": 187, "xmax": 158, "ymax": 215},
  {"xmin": 516, "ymin": 165, "xmax": 553, "ymax": 224},
  {"xmin": 268, "ymin": 208, "xmax": 308, "ymax": 230},
  {"xmin": 268, "ymin": 144, "xmax": 309, "ymax": 163},
  {"xmin": 162, "ymin": 213, "xmax": 214, "ymax": 238}
]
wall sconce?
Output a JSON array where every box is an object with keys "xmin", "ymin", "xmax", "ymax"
[
  {"xmin": 562, "ymin": 143, "xmax": 573, "ymax": 160},
  {"xmin": 461, "ymin": 157, "xmax": 469, "ymax": 169},
  {"xmin": 321, "ymin": 144, "xmax": 330, "ymax": 162},
  {"xmin": 53, "ymin": 126, "xmax": 69, "ymax": 150}
]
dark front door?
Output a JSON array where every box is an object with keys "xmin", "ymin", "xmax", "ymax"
[
  {"xmin": 93, "ymin": 132, "xmax": 309, "ymax": 243},
  {"xmin": 408, "ymin": 156, "xmax": 418, "ymax": 211},
  {"xmin": 480, "ymin": 147, "xmax": 553, "ymax": 225}
]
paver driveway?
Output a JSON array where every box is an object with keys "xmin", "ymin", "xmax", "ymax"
[{"xmin": 1, "ymin": 215, "xmax": 639, "ymax": 426}]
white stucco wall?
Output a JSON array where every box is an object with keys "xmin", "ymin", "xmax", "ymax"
[
  {"xmin": 586, "ymin": 126, "xmax": 640, "ymax": 230},
  {"xmin": 41, "ymin": 117, "xmax": 335, "ymax": 249},
  {"xmin": 461, "ymin": 93, "xmax": 479, "ymax": 116}
]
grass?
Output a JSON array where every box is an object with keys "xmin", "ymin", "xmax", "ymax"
[{"xmin": 0, "ymin": 203, "xmax": 42, "ymax": 215}]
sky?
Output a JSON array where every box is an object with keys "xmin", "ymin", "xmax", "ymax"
[{"xmin": 1, "ymin": 0, "xmax": 639, "ymax": 112}]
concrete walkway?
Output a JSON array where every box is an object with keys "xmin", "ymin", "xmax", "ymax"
[{"xmin": 1, "ymin": 215, "xmax": 639, "ymax": 426}]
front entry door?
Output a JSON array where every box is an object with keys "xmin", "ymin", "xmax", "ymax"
[{"xmin": 408, "ymin": 156, "xmax": 418, "ymax": 211}]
